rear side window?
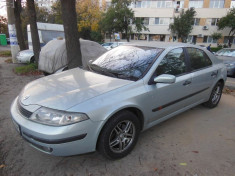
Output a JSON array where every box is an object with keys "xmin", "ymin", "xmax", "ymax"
[
  {"xmin": 186, "ymin": 48, "xmax": 212, "ymax": 71},
  {"xmin": 156, "ymin": 48, "xmax": 187, "ymax": 76}
]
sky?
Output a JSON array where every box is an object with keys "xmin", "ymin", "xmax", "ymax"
[{"xmin": 0, "ymin": 0, "xmax": 8, "ymax": 17}]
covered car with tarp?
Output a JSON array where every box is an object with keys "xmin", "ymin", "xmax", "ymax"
[{"xmin": 38, "ymin": 39, "xmax": 107, "ymax": 74}]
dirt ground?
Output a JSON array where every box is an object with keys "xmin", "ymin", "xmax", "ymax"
[{"xmin": 0, "ymin": 57, "xmax": 235, "ymax": 176}]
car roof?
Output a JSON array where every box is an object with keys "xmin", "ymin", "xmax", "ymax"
[{"xmin": 124, "ymin": 41, "xmax": 198, "ymax": 49}]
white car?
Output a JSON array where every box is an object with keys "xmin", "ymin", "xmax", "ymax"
[
  {"xmin": 101, "ymin": 42, "xmax": 114, "ymax": 49},
  {"xmin": 16, "ymin": 50, "xmax": 35, "ymax": 63},
  {"xmin": 106, "ymin": 42, "xmax": 127, "ymax": 50}
]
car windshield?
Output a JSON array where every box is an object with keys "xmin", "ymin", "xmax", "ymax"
[
  {"xmin": 90, "ymin": 45, "xmax": 163, "ymax": 81},
  {"xmin": 216, "ymin": 49, "xmax": 235, "ymax": 56}
]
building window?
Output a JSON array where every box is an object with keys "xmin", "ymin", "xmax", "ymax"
[
  {"xmin": 208, "ymin": 36, "xmax": 217, "ymax": 43},
  {"xmin": 155, "ymin": 18, "xmax": 159, "ymax": 24},
  {"xmin": 209, "ymin": 0, "xmax": 224, "ymax": 8},
  {"xmin": 143, "ymin": 18, "xmax": 149, "ymax": 25},
  {"xmin": 224, "ymin": 36, "xmax": 229, "ymax": 43},
  {"xmin": 135, "ymin": 1, "xmax": 173, "ymax": 8},
  {"xmin": 192, "ymin": 18, "xmax": 200, "ymax": 25},
  {"xmin": 135, "ymin": 17, "xmax": 149, "ymax": 25},
  {"xmin": 188, "ymin": 35, "xmax": 193, "ymax": 43},
  {"xmin": 155, "ymin": 18, "xmax": 170, "ymax": 25},
  {"xmin": 211, "ymin": 18, "xmax": 219, "ymax": 26},
  {"xmin": 203, "ymin": 36, "xmax": 208, "ymax": 43},
  {"xmin": 189, "ymin": 0, "xmax": 204, "ymax": 8}
]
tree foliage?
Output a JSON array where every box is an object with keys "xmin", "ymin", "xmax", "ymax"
[
  {"xmin": 75, "ymin": 0, "xmax": 103, "ymax": 42},
  {"xmin": 0, "ymin": 16, "xmax": 8, "ymax": 36},
  {"xmin": 76, "ymin": 0, "xmax": 102, "ymax": 32},
  {"xmin": 217, "ymin": 8, "xmax": 235, "ymax": 47},
  {"xmin": 211, "ymin": 32, "xmax": 222, "ymax": 41},
  {"xmin": 169, "ymin": 8, "xmax": 196, "ymax": 43},
  {"xmin": 51, "ymin": 1, "xmax": 63, "ymax": 24},
  {"xmin": 100, "ymin": 0, "xmax": 148, "ymax": 42}
]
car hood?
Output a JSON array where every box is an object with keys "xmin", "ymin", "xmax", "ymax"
[
  {"xmin": 217, "ymin": 55, "xmax": 235, "ymax": 63},
  {"xmin": 19, "ymin": 68, "xmax": 132, "ymax": 110}
]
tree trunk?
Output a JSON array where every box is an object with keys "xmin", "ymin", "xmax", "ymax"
[
  {"xmin": 60, "ymin": 0, "xmax": 82, "ymax": 69},
  {"xmin": 14, "ymin": 0, "xmax": 27, "ymax": 51},
  {"xmin": 126, "ymin": 29, "xmax": 129, "ymax": 42},
  {"xmin": 26, "ymin": 0, "xmax": 41, "ymax": 64}
]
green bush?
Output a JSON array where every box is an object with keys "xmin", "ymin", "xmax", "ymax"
[{"xmin": 211, "ymin": 47, "xmax": 222, "ymax": 52}]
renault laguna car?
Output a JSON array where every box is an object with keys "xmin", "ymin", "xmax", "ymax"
[{"xmin": 11, "ymin": 42, "xmax": 227, "ymax": 159}]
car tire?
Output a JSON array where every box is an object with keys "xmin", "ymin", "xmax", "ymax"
[
  {"xmin": 30, "ymin": 57, "xmax": 35, "ymax": 63},
  {"xmin": 204, "ymin": 81, "xmax": 223, "ymax": 108},
  {"xmin": 98, "ymin": 110, "xmax": 141, "ymax": 160}
]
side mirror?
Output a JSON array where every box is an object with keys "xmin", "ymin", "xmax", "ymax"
[{"xmin": 154, "ymin": 74, "xmax": 176, "ymax": 84}]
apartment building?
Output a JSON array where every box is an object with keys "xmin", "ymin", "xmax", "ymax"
[
  {"xmin": 106, "ymin": 0, "xmax": 235, "ymax": 46},
  {"xmin": 35, "ymin": 0, "xmax": 57, "ymax": 9}
]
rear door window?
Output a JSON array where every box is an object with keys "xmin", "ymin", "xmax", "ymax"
[{"xmin": 186, "ymin": 48, "xmax": 212, "ymax": 71}]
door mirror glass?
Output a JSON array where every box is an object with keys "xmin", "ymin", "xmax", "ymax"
[{"xmin": 154, "ymin": 74, "xmax": 176, "ymax": 84}]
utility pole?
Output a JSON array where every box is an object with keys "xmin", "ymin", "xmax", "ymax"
[{"xmin": 6, "ymin": 0, "xmax": 19, "ymax": 63}]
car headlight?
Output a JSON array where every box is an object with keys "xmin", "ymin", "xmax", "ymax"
[
  {"xmin": 228, "ymin": 63, "xmax": 235, "ymax": 66},
  {"xmin": 30, "ymin": 107, "xmax": 89, "ymax": 126}
]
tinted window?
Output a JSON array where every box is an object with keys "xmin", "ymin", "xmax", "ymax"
[
  {"xmin": 187, "ymin": 48, "xmax": 212, "ymax": 70},
  {"xmin": 156, "ymin": 48, "xmax": 187, "ymax": 76},
  {"xmin": 91, "ymin": 46, "xmax": 163, "ymax": 81}
]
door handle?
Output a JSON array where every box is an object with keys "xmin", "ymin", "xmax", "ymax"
[{"xmin": 183, "ymin": 80, "xmax": 191, "ymax": 86}]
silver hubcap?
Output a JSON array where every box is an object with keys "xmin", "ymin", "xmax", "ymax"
[
  {"xmin": 212, "ymin": 86, "xmax": 221, "ymax": 104},
  {"xmin": 109, "ymin": 120, "xmax": 135, "ymax": 153}
]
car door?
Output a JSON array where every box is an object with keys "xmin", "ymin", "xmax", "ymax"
[
  {"xmin": 185, "ymin": 47, "xmax": 216, "ymax": 102},
  {"xmin": 146, "ymin": 47, "xmax": 194, "ymax": 123}
]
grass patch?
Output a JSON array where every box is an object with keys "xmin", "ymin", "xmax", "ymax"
[
  {"xmin": 0, "ymin": 50, "xmax": 11, "ymax": 57},
  {"xmin": 14, "ymin": 63, "xmax": 38, "ymax": 75}
]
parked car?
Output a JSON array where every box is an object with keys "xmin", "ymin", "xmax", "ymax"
[
  {"xmin": 215, "ymin": 48, "xmax": 235, "ymax": 77},
  {"xmin": 11, "ymin": 42, "xmax": 227, "ymax": 159},
  {"xmin": 101, "ymin": 42, "xmax": 114, "ymax": 49},
  {"xmin": 106, "ymin": 42, "xmax": 127, "ymax": 50},
  {"xmin": 39, "ymin": 39, "xmax": 107, "ymax": 75},
  {"xmin": 16, "ymin": 50, "xmax": 35, "ymax": 63}
]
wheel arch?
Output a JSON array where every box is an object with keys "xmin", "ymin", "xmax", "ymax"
[
  {"xmin": 218, "ymin": 78, "xmax": 225, "ymax": 87},
  {"xmin": 95, "ymin": 106, "xmax": 145, "ymax": 149}
]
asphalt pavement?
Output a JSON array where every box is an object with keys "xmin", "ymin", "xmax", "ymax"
[
  {"xmin": 0, "ymin": 45, "xmax": 10, "ymax": 52},
  {"xmin": 225, "ymin": 77, "xmax": 235, "ymax": 90}
]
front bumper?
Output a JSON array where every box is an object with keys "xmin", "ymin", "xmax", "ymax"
[
  {"xmin": 10, "ymin": 97, "xmax": 103, "ymax": 156},
  {"xmin": 16, "ymin": 55, "xmax": 30, "ymax": 63}
]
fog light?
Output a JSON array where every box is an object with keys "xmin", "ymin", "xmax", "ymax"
[{"xmin": 42, "ymin": 146, "xmax": 53, "ymax": 153}]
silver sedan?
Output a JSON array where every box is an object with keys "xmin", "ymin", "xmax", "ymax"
[{"xmin": 11, "ymin": 42, "xmax": 227, "ymax": 159}]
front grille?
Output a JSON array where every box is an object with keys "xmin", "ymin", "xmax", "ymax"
[{"xmin": 17, "ymin": 100, "xmax": 33, "ymax": 118}]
